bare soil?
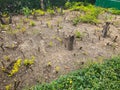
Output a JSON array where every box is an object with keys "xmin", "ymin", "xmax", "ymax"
[{"xmin": 0, "ymin": 10, "xmax": 120, "ymax": 90}]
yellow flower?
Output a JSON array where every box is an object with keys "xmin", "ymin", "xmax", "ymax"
[
  {"xmin": 47, "ymin": 62, "xmax": 52, "ymax": 66},
  {"xmin": 55, "ymin": 66, "xmax": 60, "ymax": 72},
  {"xmin": 9, "ymin": 59, "xmax": 21, "ymax": 76},
  {"xmin": 5, "ymin": 84, "xmax": 11, "ymax": 90},
  {"xmin": 1, "ymin": 67, "xmax": 6, "ymax": 71},
  {"xmin": 70, "ymin": 80, "xmax": 72, "ymax": 84}
]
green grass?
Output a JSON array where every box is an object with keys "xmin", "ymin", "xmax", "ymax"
[{"xmin": 26, "ymin": 56, "xmax": 120, "ymax": 90}]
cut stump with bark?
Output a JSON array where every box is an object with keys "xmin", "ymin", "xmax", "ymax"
[
  {"xmin": 64, "ymin": 35, "xmax": 75, "ymax": 51},
  {"xmin": 102, "ymin": 22, "xmax": 110, "ymax": 38}
]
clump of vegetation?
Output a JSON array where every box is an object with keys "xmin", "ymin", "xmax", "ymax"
[
  {"xmin": 23, "ymin": 56, "xmax": 35, "ymax": 67},
  {"xmin": 107, "ymin": 8, "xmax": 120, "ymax": 15},
  {"xmin": 55, "ymin": 66, "xmax": 60, "ymax": 73},
  {"xmin": 56, "ymin": 7, "xmax": 64, "ymax": 15},
  {"xmin": 1, "ymin": 56, "xmax": 35, "ymax": 77},
  {"xmin": 47, "ymin": 9, "xmax": 55, "ymax": 15},
  {"xmin": 48, "ymin": 41, "xmax": 53, "ymax": 47},
  {"xmin": 30, "ymin": 56, "xmax": 120, "ymax": 90},
  {"xmin": 3, "ymin": 55, "xmax": 10, "ymax": 61},
  {"xmin": 22, "ymin": 7, "xmax": 32, "ymax": 18},
  {"xmin": 66, "ymin": 2, "xmax": 105, "ymax": 25},
  {"xmin": 29, "ymin": 21, "xmax": 36, "ymax": 26},
  {"xmin": 9, "ymin": 58, "xmax": 22, "ymax": 76},
  {"xmin": 32, "ymin": 9, "xmax": 45, "ymax": 16},
  {"xmin": 75, "ymin": 30, "xmax": 82, "ymax": 38},
  {"xmin": 47, "ymin": 62, "xmax": 52, "ymax": 67},
  {"xmin": 5, "ymin": 84, "xmax": 11, "ymax": 90}
]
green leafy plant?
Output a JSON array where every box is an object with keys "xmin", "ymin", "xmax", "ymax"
[
  {"xmin": 30, "ymin": 56, "xmax": 120, "ymax": 90},
  {"xmin": 22, "ymin": 7, "xmax": 32, "ymax": 18},
  {"xmin": 75, "ymin": 30, "xmax": 82, "ymax": 38}
]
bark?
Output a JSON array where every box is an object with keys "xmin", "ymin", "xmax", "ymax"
[
  {"xmin": 64, "ymin": 35, "xmax": 75, "ymax": 51},
  {"xmin": 102, "ymin": 22, "xmax": 110, "ymax": 38},
  {"xmin": 40, "ymin": 0, "xmax": 45, "ymax": 10}
]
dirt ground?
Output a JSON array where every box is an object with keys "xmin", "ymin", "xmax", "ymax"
[{"xmin": 0, "ymin": 10, "xmax": 120, "ymax": 90}]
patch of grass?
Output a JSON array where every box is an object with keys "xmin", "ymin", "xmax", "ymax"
[{"xmin": 29, "ymin": 56, "xmax": 120, "ymax": 90}]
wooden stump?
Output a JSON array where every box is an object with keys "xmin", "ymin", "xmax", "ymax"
[
  {"xmin": 102, "ymin": 22, "xmax": 110, "ymax": 38},
  {"xmin": 64, "ymin": 35, "xmax": 75, "ymax": 51}
]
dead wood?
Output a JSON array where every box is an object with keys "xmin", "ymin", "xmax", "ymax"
[
  {"xmin": 64, "ymin": 35, "xmax": 75, "ymax": 51},
  {"xmin": 102, "ymin": 22, "xmax": 110, "ymax": 38}
]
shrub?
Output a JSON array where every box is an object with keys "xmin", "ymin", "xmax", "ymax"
[
  {"xmin": 30, "ymin": 56, "xmax": 120, "ymax": 90},
  {"xmin": 107, "ymin": 8, "xmax": 120, "ymax": 15},
  {"xmin": 22, "ymin": 7, "xmax": 32, "ymax": 18},
  {"xmin": 72, "ymin": 4, "xmax": 104, "ymax": 24}
]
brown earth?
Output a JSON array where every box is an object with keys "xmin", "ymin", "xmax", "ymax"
[{"xmin": 0, "ymin": 10, "xmax": 120, "ymax": 90}]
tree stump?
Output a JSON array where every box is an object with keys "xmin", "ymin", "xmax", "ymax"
[
  {"xmin": 64, "ymin": 35, "xmax": 75, "ymax": 51},
  {"xmin": 102, "ymin": 22, "xmax": 110, "ymax": 38}
]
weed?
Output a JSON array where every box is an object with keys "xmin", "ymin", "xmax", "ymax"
[
  {"xmin": 73, "ymin": 17, "xmax": 80, "ymax": 26},
  {"xmin": 107, "ymin": 8, "xmax": 120, "ymax": 15},
  {"xmin": 5, "ymin": 84, "xmax": 11, "ymax": 90},
  {"xmin": 49, "ymin": 41, "xmax": 53, "ymax": 47},
  {"xmin": 46, "ymin": 21, "xmax": 52, "ymax": 28},
  {"xmin": 56, "ymin": 8, "xmax": 64, "ymax": 15},
  {"xmin": 32, "ymin": 9, "xmax": 45, "ymax": 16},
  {"xmin": 20, "ymin": 27, "xmax": 26, "ymax": 33},
  {"xmin": 55, "ymin": 66, "xmax": 60, "ymax": 73},
  {"xmin": 58, "ymin": 26, "xmax": 63, "ymax": 29},
  {"xmin": 47, "ymin": 9, "xmax": 55, "ymax": 15},
  {"xmin": 4, "ymin": 55, "xmax": 10, "ymax": 61},
  {"xmin": 9, "ymin": 58, "xmax": 22, "ymax": 76},
  {"xmin": 47, "ymin": 62, "xmax": 52, "ymax": 67},
  {"xmin": 56, "ymin": 37, "xmax": 62, "ymax": 43},
  {"xmin": 29, "ymin": 21, "xmax": 36, "ymax": 26},
  {"xmin": 23, "ymin": 56, "xmax": 35, "ymax": 67},
  {"xmin": 75, "ymin": 30, "xmax": 82, "ymax": 38},
  {"xmin": 22, "ymin": 7, "xmax": 31, "ymax": 18},
  {"xmin": 16, "ymin": 24, "xmax": 21, "ymax": 29}
]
